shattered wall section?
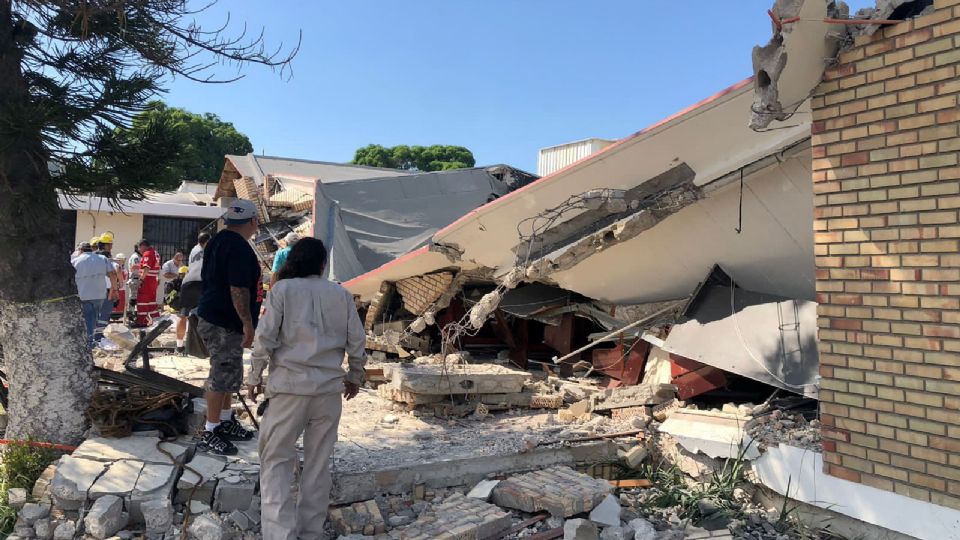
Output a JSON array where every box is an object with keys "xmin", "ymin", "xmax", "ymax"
[
  {"xmin": 396, "ymin": 272, "xmax": 455, "ymax": 316},
  {"xmin": 811, "ymin": 0, "xmax": 960, "ymax": 511}
]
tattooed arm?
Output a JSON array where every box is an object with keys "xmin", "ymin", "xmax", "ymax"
[{"xmin": 230, "ymin": 286, "xmax": 254, "ymax": 347}]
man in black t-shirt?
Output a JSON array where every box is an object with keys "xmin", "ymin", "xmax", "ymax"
[{"xmin": 196, "ymin": 199, "xmax": 262, "ymax": 455}]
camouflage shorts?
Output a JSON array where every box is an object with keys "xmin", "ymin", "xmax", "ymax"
[{"xmin": 197, "ymin": 318, "xmax": 244, "ymax": 393}]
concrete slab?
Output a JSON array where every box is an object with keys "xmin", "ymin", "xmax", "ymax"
[
  {"xmin": 382, "ymin": 363, "xmax": 530, "ymax": 395},
  {"xmin": 593, "ymin": 384, "xmax": 677, "ymax": 411},
  {"xmin": 128, "ymin": 464, "xmax": 177, "ymax": 524},
  {"xmin": 89, "ymin": 460, "xmax": 144, "ymax": 501},
  {"xmin": 51, "ymin": 456, "xmax": 110, "ymax": 510},
  {"xmin": 659, "ymin": 409, "xmax": 759, "ymax": 460},
  {"xmin": 73, "ymin": 437, "xmax": 188, "ymax": 465},
  {"xmin": 492, "ymin": 466, "xmax": 612, "ymax": 517},
  {"xmin": 331, "ymin": 441, "xmax": 618, "ymax": 505}
]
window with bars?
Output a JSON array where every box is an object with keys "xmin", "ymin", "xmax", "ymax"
[{"xmin": 142, "ymin": 215, "xmax": 215, "ymax": 263}]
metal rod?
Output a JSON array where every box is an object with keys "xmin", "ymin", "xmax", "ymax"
[{"xmin": 550, "ymin": 303, "xmax": 679, "ymax": 365}]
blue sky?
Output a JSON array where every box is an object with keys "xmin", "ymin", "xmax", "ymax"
[{"xmin": 165, "ymin": 0, "xmax": 875, "ymax": 173}]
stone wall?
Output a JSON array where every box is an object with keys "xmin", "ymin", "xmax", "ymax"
[{"xmin": 811, "ymin": 0, "xmax": 960, "ymax": 510}]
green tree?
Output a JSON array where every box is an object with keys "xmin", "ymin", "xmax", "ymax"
[
  {"xmin": 119, "ymin": 102, "xmax": 254, "ymax": 184},
  {"xmin": 0, "ymin": 1, "xmax": 297, "ymax": 445},
  {"xmin": 353, "ymin": 144, "xmax": 476, "ymax": 171}
]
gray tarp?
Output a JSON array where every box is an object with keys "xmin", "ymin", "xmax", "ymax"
[
  {"xmin": 314, "ymin": 169, "xmax": 511, "ymax": 281},
  {"xmin": 661, "ymin": 281, "xmax": 819, "ymax": 398}
]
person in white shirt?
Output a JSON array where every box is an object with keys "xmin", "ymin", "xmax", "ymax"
[
  {"xmin": 159, "ymin": 251, "xmax": 184, "ymax": 305},
  {"xmin": 248, "ymin": 237, "xmax": 365, "ymax": 540},
  {"xmin": 72, "ymin": 243, "xmax": 118, "ymax": 348},
  {"xmin": 176, "ymin": 233, "xmax": 211, "ymax": 353}
]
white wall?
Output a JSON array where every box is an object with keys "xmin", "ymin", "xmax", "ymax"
[{"xmin": 75, "ymin": 211, "xmax": 144, "ymax": 257}]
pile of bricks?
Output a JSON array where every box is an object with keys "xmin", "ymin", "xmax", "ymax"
[
  {"xmin": 491, "ymin": 466, "xmax": 612, "ymax": 517},
  {"xmin": 390, "ymin": 494, "xmax": 511, "ymax": 540}
]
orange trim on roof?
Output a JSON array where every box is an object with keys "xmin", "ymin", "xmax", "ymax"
[{"xmin": 343, "ymin": 246, "xmax": 432, "ymax": 289}]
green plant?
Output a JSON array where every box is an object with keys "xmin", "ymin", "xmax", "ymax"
[{"xmin": 0, "ymin": 442, "xmax": 57, "ymax": 534}]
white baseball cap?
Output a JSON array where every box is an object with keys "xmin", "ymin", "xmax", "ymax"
[{"xmin": 224, "ymin": 199, "xmax": 258, "ymax": 224}]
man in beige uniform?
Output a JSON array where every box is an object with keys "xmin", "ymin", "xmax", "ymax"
[{"xmin": 247, "ymin": 242, "xmax": 366, "ymax": 540}]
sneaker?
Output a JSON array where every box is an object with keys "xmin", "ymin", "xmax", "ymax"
[
  {"xmin": 175, "ymin": 346, "xmax": 185, "ymax": 356},
  {"xmin": 216, "ymin": 418, "xmax": 255, "ymax": 441},
  {"xmin": 197, "ymin": 430, "xmax": 238, "ymax": 456}
]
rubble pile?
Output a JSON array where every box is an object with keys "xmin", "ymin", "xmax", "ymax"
[{"xmin": 745, "ymin": 409, "xmax": 821, "ymax": 453}]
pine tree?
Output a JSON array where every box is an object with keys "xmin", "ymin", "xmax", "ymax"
[{"xmin": 0, "ymin": 0, "xmax": 298, "ymax": 444}]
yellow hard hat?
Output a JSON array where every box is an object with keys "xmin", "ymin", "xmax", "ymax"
[
  {"xmin": 90, "ymin": 236, "xmax": 101, "ymax": 245},
  {"xmin": 179, "ymin": 266, "xmax": 189, "ymax": 274},
  {"xmin": 99, "ymin": 232, "xmax": 114, "ymax": 244}
]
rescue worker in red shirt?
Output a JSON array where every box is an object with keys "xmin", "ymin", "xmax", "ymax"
[{"xmin": 134, "ymin": 239, "xmax": 161, "ymax": 327}]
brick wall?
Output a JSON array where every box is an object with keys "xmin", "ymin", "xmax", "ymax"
[{"xmin": 811, "ymin": 0, "xmax": 960, "ymax": 510}]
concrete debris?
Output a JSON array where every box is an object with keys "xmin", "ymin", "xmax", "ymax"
[
  {"xmin": 394, "ymin": 493, "xmax": 511, "ymax": 539},
  {"xmin": 469, "ymin": 290, "xmax": 503, "ymax": 329},
  {"xmin": 51, "ymin": 456, "xmax": 110, "ymax": 510},
  {"xmin": 627, "ymin": 518, "xmax": 656, "ymax": 540},
  {"xmin": 84, "ymin": 495, "xmax": 125, "ymax": 540},
  {"xmin": 563, "ymin": 518, "xmax": 599, "ymax": 539},
  {"xmin": 213, "ymin": 477, "xmax": 256, "ymax": 513},
  {"xmin": 8, "ymin": 488, "xmax": 27, "ymax": 509},
  {"xmin": 129, "ymin": 464, "xmax": 177, "ymax": 524},
  {"xmin": 593, "ymin": 384, "xmax": 676, "ymax": 412},
  {"xmin": 659, "ymin": 409, "xmax": 759, "ymax": 460},
  {"xmin": 599, "ymin": 525, "xmax": 632, "ymax": 540},
  {"xmin": 746, "ymin": 409, "xmax": 821, "ymax": 452},
  {"xmin": 187, "ymin": 513, "xmax": 226, "ymax": 540},
  {"xmin": 33, "ymin": 519, "xmax": 53, "ymax": 540},
  {"xmin": 328, "ymin": 500, "xmax": 387, "ymax": 536},
  {"xmin": 18, "ymin": 503, "xmax": 50, "ymax": 525},
  {"xmin": 651, "ymin": 398, "xmax": 682, "ymax": 422},
  {"xmin": 467, "ymin": 479, "xmax": 501, "ymax": 501},
  {"xmin": 382, "ymin": 362, "xmax": 530, "ymax": 395},
  {"xmin": 72, "ymin": 437, "xmax": 188, "ymax": 465},
  {"xmin": 51, "ymin": 521, "xmax": 75, "ymax": 540},
  {"xmin": 588, "ymin": 494, "xmax": 622, "ymax": 528},
  {"xmin": 227, "ymin": 510, "xmax": 251, "ymax": 531},
  {"xmin": 141, "ymin": 498, "xmax": 174, "ymax": 534},
  {"xmin": 622, "ymin": 445, "xmax": 649, "ymax": 469},
  {"xmin": 492, "ymin": 466, "xmax": 611, "ymax": 517},
  {"xmin": 89, "ymin": 460, "xmax": 143, "ymax": 500}
]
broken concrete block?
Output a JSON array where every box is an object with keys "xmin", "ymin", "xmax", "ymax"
[
  {"xmin": 627, "ymin": 518, "xmax": 656, "ymax": 540},
  {"xmin": 600, "ymin": 525, "xmax": 631, "ymax": 540},
  {"xmin": 176, "ymin": 455, "xmax": 225, "ymax": 504},
  {"xmin": 594, "ymin": 384, "xmax": 676, "ymax": 412},
  {"xmin": 89, "ymin": 460, "xmax": 144, "ymax": 501},
  {"xmin": 51, "ymin": 456, "xmax": 110, "ymax": 510},
  {"xmin": 128, "ymin": 464, "xmax": 176, "ymax": 524},
  {"xmin": 492, "ymin": 466, "xmax": 611, "ymax": 518},
  {"xmin": 213, "ymin": 479, "xmax": 255, "ymax": 513},
  {"xmin": 381, "ymin": 363, "xmax": 529, "ymax": 395},
  {"xmin": 187, "ymin": 513, "xmax": 225, "ymax": 540},
  {"xmin": 8, "ymin": 488, "xmax": 27, "ymax": 509},
  {"xmin": 328, "ymin": 500, "xmax": 386, "ymax": 536},
  {"xmin": 227, "ymin": 510, "xmax": 250, "ymax": 531},
  {"xmin": 30, "ymin": 465, "xmax": 56, "ymax": 505},
  {"xmin": 622, "ymin": 446, "xmax": 649, "ymax": 469},
  {"xmin": 563, "ymin": 518, "xmax": 598, "ymax": 540},
  {"xmin": 652, "ymin": 398, "xmax": 681, "ymax": 422},
  {"xmin": 73, "ymin": 437, "xmax": 188, "ymax": 465},
  {"xmin": 466, "ymin": 479, "xmax": 500, "ymax": 501},
  {"xmin": 32, "ymin": 519, "xmax": 52, "ymax": 540},
  {"xmin": 588, "ymin": 494, "xmax": 621, "ymax": 528},
  {"xmin": 13, "ymin": 517, "xmax": 34, "ymax": 539},
  {"xmin": 18, "ymin": 503, "xmax": 50, "ymax": 526},
  {"xmin": 84, "ymin": 495, "xmax": 125, "ymax": 540},
  {"xmin": 190, "ymin": 501, "xmax": 211, "ymax": 514},
  {"xmin": 51, "ymin": 521, "xmax": 74, "ymax": 540},
  {"xmin": 141, "ymin": 498, "xmax": 173, "ymax": 534}
]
